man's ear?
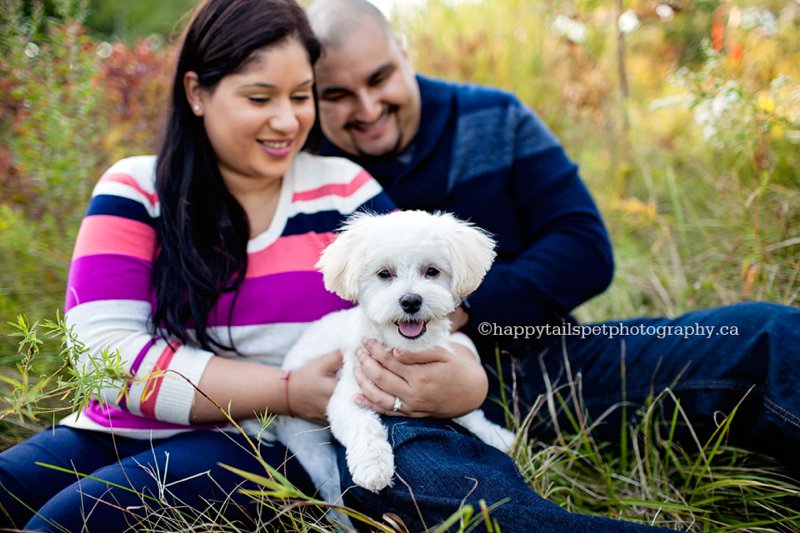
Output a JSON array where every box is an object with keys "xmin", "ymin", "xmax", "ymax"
[
  {"xmin": 183, "ymin": 71, "xmax": 204, "ymax": 116},
  {"xmin": 316, "ymin": 212, "xmax": 375, "ymax": 302},
  {"xmin": 442, "ymin": 214, "xmax": 496, "ymax": 300}
]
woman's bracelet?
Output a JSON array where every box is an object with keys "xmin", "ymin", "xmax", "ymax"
[{"xmin": 280, "ymin": 370, "xmax": 294, "ymax": 417}]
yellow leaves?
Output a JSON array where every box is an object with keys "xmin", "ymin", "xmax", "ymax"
[
  {"xmin": 613, "ymin": 197, "xmax": 659, "ymax": 232},
  {"xmin": 754, "ymin": 80, "xmax": 800, "ymax": 141},
  {"xmin": 756, "ymin": 93, "xmax": 775, "ymax": 113},
  {"xmin": 739, "ymin": 260, "xmax": 759, "ymax": 297},
  {"xmin": 618, "ymin": 197, "xmax": 657, "ymax": 220}
]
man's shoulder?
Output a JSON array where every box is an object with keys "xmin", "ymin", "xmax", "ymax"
[{"xmin": 419, "ymin": 75, "xmax": 522, "ymax": 112}]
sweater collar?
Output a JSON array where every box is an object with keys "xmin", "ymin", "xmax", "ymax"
[{"xmin": 410, "ymin": 74, "xmax": 456, "ymax": 167}]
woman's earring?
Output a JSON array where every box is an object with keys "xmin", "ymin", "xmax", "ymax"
[{"xmin": 193, "ymin": 104, "xmax": 201, "ymax": 113}]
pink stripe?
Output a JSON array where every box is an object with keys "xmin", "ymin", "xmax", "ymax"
[
  {"xmin": 140, "ymin": 344, "xmax": 176, "ymax": 418},
  {"xmin": 248, "ymin": 232, "xmax": 336, "ymax": 278},
  {"xmin": 82, "ymin": 398, "xmax": 217, "ymax": 430},
  {"xmin": 72, "ymin": 215, "xmax": 156, "ymax": 261},
  {"xmin": 292, "ymin": 169, "xmax": 371, "ymax": 202},
  {"xmin": 101, "ymin": 172, "xmax": 159, "ymax": 208}
]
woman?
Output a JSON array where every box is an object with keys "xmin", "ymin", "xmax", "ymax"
[{"xmin": 0, "ymin": 0, "xmax": 408, "ymax": 529}]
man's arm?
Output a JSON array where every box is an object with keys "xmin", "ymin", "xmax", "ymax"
[{"xmin": 454, "ymin": 99, "xmax": 613, "ymax": 333}]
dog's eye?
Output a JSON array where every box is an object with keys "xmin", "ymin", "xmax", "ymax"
[
  {"xmin": 425, "ymin": 267, "xmax": 440, "ymax": 278},
  {"xmin": 377, "ymin": 270, "xmax": 392, "ymax": 280}
]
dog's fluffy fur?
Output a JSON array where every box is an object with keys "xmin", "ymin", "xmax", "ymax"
[{"xmin": 272, "ymin": 210, "xmax": 515, "ymax": 504}]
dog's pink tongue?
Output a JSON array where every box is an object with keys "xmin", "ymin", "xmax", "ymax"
[{"xmin": 399, "ymin": 320, "xmax": 424, "ymax": 338}]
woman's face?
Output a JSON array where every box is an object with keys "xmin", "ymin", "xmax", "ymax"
[{"xmin": 187, "ymin": 37, "xmax": 315, "ymax": 190}]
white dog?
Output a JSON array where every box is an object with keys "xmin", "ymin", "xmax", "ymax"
[{"xmin": 272, "ymin": 210, "xmax": 515, "ymax": 505}]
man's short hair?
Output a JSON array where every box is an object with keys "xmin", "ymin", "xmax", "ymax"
[{"xmin": 308, "ymin": 0, "xmax": 395, "ymax": 50}]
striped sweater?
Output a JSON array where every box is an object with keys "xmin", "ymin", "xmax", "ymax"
[{"xmin": 61, "ymin": 152, "xmax": 394, "ymax": 438}]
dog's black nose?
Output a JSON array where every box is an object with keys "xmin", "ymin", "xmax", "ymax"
[{"xmin": 400, "ymin": 293, "xmax": 422, "ymax": 314}]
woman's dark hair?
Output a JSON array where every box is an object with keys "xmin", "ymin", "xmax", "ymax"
[{"xmin": 151, "ymin": 0, "xmax": 321, "ymax": 351}]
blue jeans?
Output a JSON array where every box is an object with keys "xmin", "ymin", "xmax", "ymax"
[
  {"xmin": 483, "ymin": 302, "xmax": 800, "ymax": 471},
  {"xmin": 0, "ymin": 426, "xmax": 314, "ymax": 531},
  {"xmin": 338, "ymin": 418, "xmax": 668, "ymax": 532},
  {"xmin": 339, "ymin": 303, "xmax": 798, "ymax": 531}
]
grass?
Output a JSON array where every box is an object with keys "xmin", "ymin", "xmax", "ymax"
[
  {"xmin": 2, "ymin": 321, "xmax": 799, "ymax": 531},
  {"xmin": 512, "ymin": 370, "xmax": 800, "ymax": 531}
]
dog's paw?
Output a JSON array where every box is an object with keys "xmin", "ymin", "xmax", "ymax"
[{"xmin": 347, "ymin": 438, "xmax": 395, "ymax": 492}]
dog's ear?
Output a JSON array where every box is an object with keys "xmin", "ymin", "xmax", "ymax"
[
  {"xmin": 316, "ymin": 212, "xmax": 373, "ymax": 302},
  {"xmin": 441, "ymin": 213, "xmax": 496, "ymax": 300}
]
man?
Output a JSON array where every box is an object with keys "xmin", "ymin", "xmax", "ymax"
[{"xmin": 307, "ymin": 0, "xmax": 800, "ymax": 530}]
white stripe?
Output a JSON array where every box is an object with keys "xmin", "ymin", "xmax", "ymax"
[
  {"xmin": 92, "ymin": 181, "xmax": 159, "ymax": 218},
  {"xmin": 67, "ymin": 300, "xmax": 314, "ymax": 368},
  {"xmin": 206, "ymin": 322, "xmax": 311, "ymax": 366},
  {"xmin": 292, "ymin": 152, "xmax": 366, "ymax": 189},
  {"xmin": 287, "ymin": 178, "xmax": 383, "ymax": 218},
  {"xmin": 105, "ymin": 155, "xmax": 157, "ymax": 193}
]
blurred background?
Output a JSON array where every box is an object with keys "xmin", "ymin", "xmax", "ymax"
[{"xmin": 1, "ymin": 0, "xmax": 798, "ymax": 377}]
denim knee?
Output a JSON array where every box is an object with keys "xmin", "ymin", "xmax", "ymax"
[
  {"xmin": 0, "ymin": 427, "xmax": 121, "ymax": 529},
  {"xmin": 337, "ymin": 418, "xmax": 669, "ymax": 532},
  {"xmin": 339, "ymin": 418, "xmax": 519, "ymax": 498}
]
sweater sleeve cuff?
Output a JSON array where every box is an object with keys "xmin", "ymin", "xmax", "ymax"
[
  {"xmin": 152, "ymin": 346, "xmax": 214, "ymax": 424},
  {"xmin": 124, "ymin": 341, "xmax": 214, "ymax": 425}
]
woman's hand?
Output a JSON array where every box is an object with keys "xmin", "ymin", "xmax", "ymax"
[
  {"xmin": 353, "ymin": 339, "xmax": 488, "ymax": 418},
  {"xmin": 289, "ymin": 350, "xmax": 343, "ymax": 425},
  {"xmin": 449, "ymin": 306, "xmax": 470, "ymax": 332}
]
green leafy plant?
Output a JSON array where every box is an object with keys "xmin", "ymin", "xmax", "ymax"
[{"xmin": 1, "ymin": 313, "xmax": 125, "ymax": 425}]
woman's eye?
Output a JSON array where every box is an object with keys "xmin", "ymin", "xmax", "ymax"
[
  {"xmin": 291, "ymin": 94, "xmax": 311, "ymax": 102},
  {"xmin": 377, "ymin": 270, "xmax": 392, "ymax": 280},
  {"xmin": 248, "ymin": 96, "xmax": 269, "ymax": 103},
  {"xmin": 425, "ymin": 267, "xmax": 440, "ymax": 278}
]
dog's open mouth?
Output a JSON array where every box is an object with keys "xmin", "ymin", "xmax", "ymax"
[{"xmin": 396, "ymin": 319, "xmax": 427, "ymax": 339}]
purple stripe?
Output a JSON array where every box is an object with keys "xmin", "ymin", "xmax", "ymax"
[
  {"xmin": 81, "ymin": 398, "xmax": 220, "ymax": 431},
  {"xmin": 65, "ymin": 254, "xmax": 152, "ymax": 310},
  {"xmin": 130, "ymin": 337, "xmax": 159, "ymax": 375},
  {"xmin": 209, "ymin": 271, "xmax": 351, "ymax": 327}
]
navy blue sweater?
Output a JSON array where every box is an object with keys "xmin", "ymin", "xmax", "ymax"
[{"xmin": 320, "ymin": 75, "xmax": 614, "ymax": 339}]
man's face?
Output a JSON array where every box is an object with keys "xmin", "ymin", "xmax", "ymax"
[{"xmin": 314, "ymin": 19, "xmax": 421, "ymax": 158}]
